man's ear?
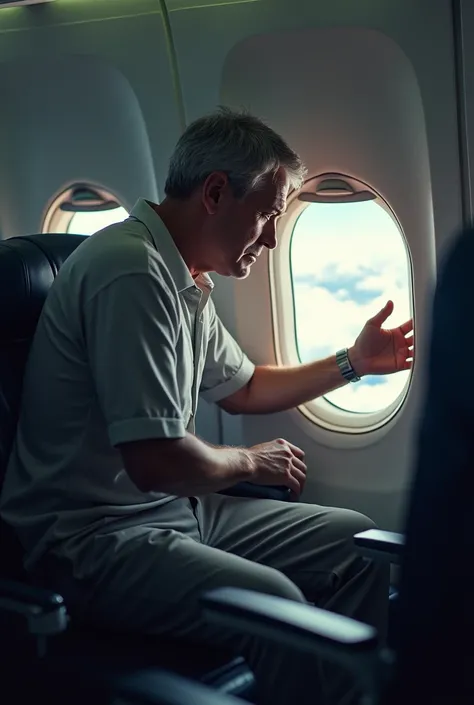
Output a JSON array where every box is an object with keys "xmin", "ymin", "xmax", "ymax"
[{"xmin": 202, "ymin": 171, "xmax": 228, "ymax": 215}]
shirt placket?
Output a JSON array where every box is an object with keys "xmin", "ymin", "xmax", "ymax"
[{"xmin": 188, "ymin": 286, "xmax": 204, "ymax": 432}]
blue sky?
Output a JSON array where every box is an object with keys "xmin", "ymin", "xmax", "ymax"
[{"xmin": 69, "ymin": 199, "xmax": 413, "ymax": 415}]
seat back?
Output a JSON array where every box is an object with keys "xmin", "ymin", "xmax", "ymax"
[
  {"xmin": 392, "ymin": 226, "xmax": 474, "ymax": 704},
  {"xmin": 0, "ymin": 234, "xmax": 87, "ymax": 577}
]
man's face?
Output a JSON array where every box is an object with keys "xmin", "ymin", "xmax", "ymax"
[{"xmin": 201, "ymin": 167, "xmax": 290, "ymax": 278}]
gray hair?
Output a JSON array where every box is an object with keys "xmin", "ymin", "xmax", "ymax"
[{"xmin": 164, "ymin": 106, "xmax": 307, "ymax": 199}]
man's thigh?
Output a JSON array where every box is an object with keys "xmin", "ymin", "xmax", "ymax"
[
  {"xmin": 197, "ymin": 494, "xmax": 388, "ymax": 630},
  {"xmin": 50, "ymin": 522, "xmax": 305, "ymax": 641}
]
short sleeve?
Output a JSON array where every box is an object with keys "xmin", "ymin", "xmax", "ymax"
[
  {"xmin": 84, "ymin": 273, "xmax": 186, "ymax": 446},
  {"xmin": 199, "ymin": 299, "xmax": 255, "ymax": 403}
]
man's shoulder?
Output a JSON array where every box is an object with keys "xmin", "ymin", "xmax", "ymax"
[{"xmin": 56, "ymin": 219, "xmax": 176, "ymax": 302}]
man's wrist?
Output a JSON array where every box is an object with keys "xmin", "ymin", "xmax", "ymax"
[
  {"xmin": 220, "ymin": 446, "xmax": 256, "ymax": 483},
  {"xmin": 347, "ymin": 346, "xmax": 365, "ymax": 378},
  {"xmin": 238, "ymin": 447, "xmax": 257, "ymax": 480}
]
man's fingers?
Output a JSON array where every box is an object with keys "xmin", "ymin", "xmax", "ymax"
[
  {"xmin": 291, "ymin": 457, "xmax": 307, "ymax": 473},
  {"xmin": 290, "ymin": 466, "xmax": 306, "ymax": 491},
  {"xmin": 285, "ymin": 440, "xmax": 305, "ymax": 459},
  {"xmin": 285, "ymin": 474, "xmax": 302, "ymax": 496}
]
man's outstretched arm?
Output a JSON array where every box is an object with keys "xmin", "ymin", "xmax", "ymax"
[
  {"xmin": 219, "ymin": 301, "xmax": 413, "ymax": 416},
  {"xmin": 218, "ymin": 355, "xmax": 350, "ymax": 415}
]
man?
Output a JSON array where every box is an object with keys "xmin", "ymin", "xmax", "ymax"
[{"xmin": 0, "ymin": 108, "xmax": 413, "ymax": 704}]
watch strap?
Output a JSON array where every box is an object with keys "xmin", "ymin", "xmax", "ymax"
[{"xmin": 336, "ymin": 348, "xmax": 361, "ymax": 383}]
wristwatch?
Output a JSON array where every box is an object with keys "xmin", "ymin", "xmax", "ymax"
[{"xmin": 336, "ymin": 348, "xmax": 361, "ymax": 383}]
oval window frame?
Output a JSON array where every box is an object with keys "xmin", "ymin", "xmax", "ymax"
[
  {"xmin": 42, "ymin": 183, "xmax": 128, "ymax": 234},
  {"xmin": 269, "ymin": 174, "xmax": 415, "ymax": 434}
]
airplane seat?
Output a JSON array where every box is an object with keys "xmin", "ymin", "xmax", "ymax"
[{"xmin": 0, "ymin": 233, "xmax": 261, "ymax": 701}]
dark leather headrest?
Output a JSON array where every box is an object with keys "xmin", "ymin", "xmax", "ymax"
[
  {"xmin": 0, "ymin": 234, "xmax": 87, "ymax": 341},
  {"xmin": 0, "ymin": 233, "xmax": 87, "ymax": 495}
]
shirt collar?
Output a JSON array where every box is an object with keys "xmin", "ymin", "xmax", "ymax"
[{"xmin": 129, "ymin": 198, "xmax": 214, "ymax": 294}]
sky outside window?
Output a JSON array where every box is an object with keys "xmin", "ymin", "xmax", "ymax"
[
  {"xmin": 291, "ymin": 200, "xmax": 412, "ymax": 414},
  {"xmin": 67, "ymin": 206, "xmax": 128, "ymax": 235}
]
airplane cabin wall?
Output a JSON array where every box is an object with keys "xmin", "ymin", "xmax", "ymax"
[
  {"xmin": 170, "ymin": 0, "xmax": 462, "ymax": 529},
  {"xmin": 0, "ymin": 0, "xmax": 465, "ymax": 530},
  {"xmin": 0, "ymin": 1, "xmax": 180, "ymax": 235}
]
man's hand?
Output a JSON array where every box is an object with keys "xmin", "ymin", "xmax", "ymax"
[
  {"xmin": 246, "ymin": 438, "xmax": 307, "ymax": 498},
  {"xmin": 349, "ymin": 300, "xmax": 414, "ymax": 377}
]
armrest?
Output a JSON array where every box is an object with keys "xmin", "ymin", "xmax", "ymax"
[
  {"xmin": 219, "ymin": 482, "xmax": 292, "ymax": 502},
  {"xmin": 353, "ymin": 529, "xmax": 405, "ymax": 565},
  {"xmin": 201, "ymin": 587, "xmax": 380, "ymax": 694},
  {"xmin": 110, "ymin": 669, "xmax": 246, "ymax": 705},
  {"xmin": 0, "ymin": 578, "xmax": 68, "ymax": 636}
]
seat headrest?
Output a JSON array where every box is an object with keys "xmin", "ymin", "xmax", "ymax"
[{"xmin": 0, "ymin": 234, "xmax": 87, "ymax": 341}]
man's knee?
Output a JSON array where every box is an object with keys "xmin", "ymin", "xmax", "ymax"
[
  {"xmin": 315, "ymin": 507, "xmax": 383, "ymax": 583},
  {"xmin": 331, "ymin": 509, "xmax": 390, "ymax": 592},
  {"xmin": 326, "ymin": 507, "xmax": 376, "ymax": 545},
  {"xmin": 238, "ymin": 563, "xmax": 306, "ymax": 604}
]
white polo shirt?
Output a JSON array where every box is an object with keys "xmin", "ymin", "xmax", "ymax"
[{"xmin": 0, "ymin": 199, "xmax": 255, "ymax": 570}]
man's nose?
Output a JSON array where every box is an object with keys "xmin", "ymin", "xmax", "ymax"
[{"xmin": 261, "ymin": 219, "xmax": 278, "ymax": 250}]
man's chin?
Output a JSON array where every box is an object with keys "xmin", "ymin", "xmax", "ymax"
[
  {"xmin": 215, "ymin": 261, "xmax": 252, "ymax": 279},
  {"xmin": 234, "ymin": 264, "xmax": 252, "ymax": 279},
  {"xmin": 232, "ymin": 260, "xmax": 254, "ymax": 279}
]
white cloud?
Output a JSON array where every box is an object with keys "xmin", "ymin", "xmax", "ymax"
[
  {"xmin": 323, "ymin": 370, "xmax": 410, "ymax": 413},
  {"xmin": 291, "ymin": 200, "xmax": 409, "ymax": 279},
  {"xmin": 356, "ymin": 274, "xmax": 394, "ymax": 292}
]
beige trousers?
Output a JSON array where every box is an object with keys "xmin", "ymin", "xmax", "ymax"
[{"xmin": 41, "ymin": 494, "xmax": 390, "ymax": 705}]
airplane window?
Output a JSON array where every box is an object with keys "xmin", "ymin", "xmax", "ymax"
[
  {"xmin": 290, "ymin": 199, "xmax": 412, "ymax": 415},
  {"xmin": 67, "ymin": 206, "xmax": 128, "ymax": 236},
  {"xmin": 42, "ymin": 184, "xmax": 128, "ymax": 235}
]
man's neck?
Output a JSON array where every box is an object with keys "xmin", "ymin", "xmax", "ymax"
[{"xmin": 151, "ymin": 198, "xmax": 208, "ymax": 278}]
